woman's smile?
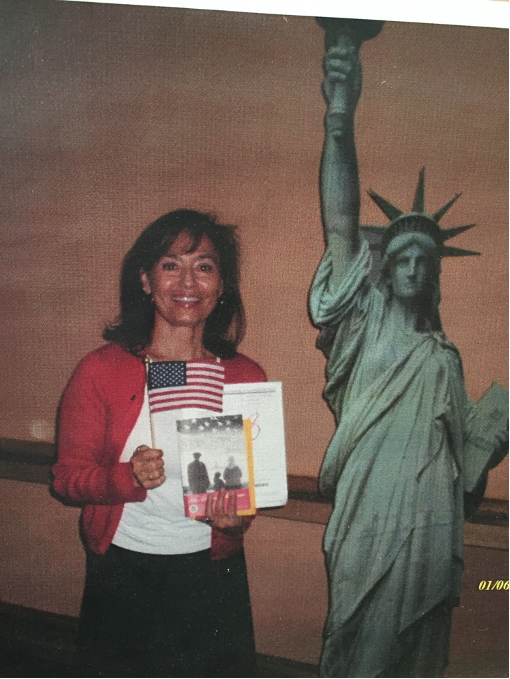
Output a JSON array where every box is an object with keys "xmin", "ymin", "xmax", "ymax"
[{"xmin": 172, "ymin": 296, "xmax": 201, "ymax": 304}]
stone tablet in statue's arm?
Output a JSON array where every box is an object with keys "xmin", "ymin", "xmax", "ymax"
[{"xmin": 463, "ymin": 382, "xmax": 509, "ymax": 493}]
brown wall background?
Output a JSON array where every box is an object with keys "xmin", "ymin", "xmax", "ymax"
[{"xmin": 0, "ymin": 2, "xmax": 508, "ymax": 496}]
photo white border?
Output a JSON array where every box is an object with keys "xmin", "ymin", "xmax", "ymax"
[{"xmin": 61, "ymin": 0, "xmax": 509, "ymax": 29}]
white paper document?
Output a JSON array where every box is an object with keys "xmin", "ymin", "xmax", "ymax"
[
  {"xmin": 463, "ymin": 382, "xmax": 509, "ymax": 492},
  {"xmin": 222, "ymin": 382, "xmax": 288, "ymax": 509}
]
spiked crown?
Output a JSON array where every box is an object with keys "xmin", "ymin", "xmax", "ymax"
[{"xmin": 365, "ymin": 168, "xmax": 480, "ymax": 258}]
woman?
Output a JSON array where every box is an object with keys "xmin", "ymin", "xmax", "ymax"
[
  {"xmin": 53, "ymin": 209, "xmax": 266, "ymax": 677},
  {"xmin": 309, "ymin": 42, "xmax": 504, "ymax": 678}
]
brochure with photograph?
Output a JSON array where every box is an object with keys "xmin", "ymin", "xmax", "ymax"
[{"xmin": 176, "ymin": 413, "xmax": 256, "ymax": 518}]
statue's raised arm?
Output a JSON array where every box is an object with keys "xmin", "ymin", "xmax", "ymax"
[{"xmin": 318, "ymin": 19, "xmax": 382, "ymax": 288}]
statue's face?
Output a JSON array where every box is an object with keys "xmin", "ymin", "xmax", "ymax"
[{"xmin": 390, "ymin": 243, "xmax": 429, "ymax": 301}]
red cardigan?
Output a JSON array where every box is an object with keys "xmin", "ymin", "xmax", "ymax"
[{"xmin": 53, "ymin": 342, "xmax": 267, "ymax": 557}]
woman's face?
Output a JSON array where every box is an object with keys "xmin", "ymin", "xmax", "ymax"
[
  {"xmin": 140, "ymin": 231, "xmax": 223, "ymax": 332},
  {"xmin": 390, "ymin": 243, "xmax": 430, "ymax": 301}
]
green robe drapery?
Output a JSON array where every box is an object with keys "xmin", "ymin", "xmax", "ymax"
[{"xmin": 310, "ymin": 242, "xmax": 477, "ymax": 678}]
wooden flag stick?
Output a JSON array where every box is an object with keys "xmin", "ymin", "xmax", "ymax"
[{"xmin": 144, "ymin": 356, "xmax": 157, "ymax": 449}]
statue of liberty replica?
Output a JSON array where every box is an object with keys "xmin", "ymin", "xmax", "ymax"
[{"xmin": 309, "ymin": 19, "xmax": 508, "ymax": 678}]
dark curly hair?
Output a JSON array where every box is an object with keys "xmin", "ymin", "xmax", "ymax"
[{"xmin": 103, "ymin": 210, "xmax": 245, "ymax": 358}]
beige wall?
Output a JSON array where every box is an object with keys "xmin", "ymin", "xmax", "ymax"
[{"xmin": 0, "ymin": 3, "xmax": 508, "ymax": 497}]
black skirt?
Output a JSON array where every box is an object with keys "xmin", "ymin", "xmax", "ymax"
[{"xmin": 73, "ymin": 545, "xmax": 257, "ymax": 678}]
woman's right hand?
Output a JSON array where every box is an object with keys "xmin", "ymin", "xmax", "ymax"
[
  {"xmin": 201, "ymin": 488, "xmax": 244, "ymax": 535},
  {"xmin": 130, "ymin": 445, "xmax": 166, "ymax": 489}
]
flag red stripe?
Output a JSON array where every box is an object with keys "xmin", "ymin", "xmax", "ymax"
[
  {"xmin": 187, "ymin": 362, "xmax": 224, "ymax": 373},
  {"xmin": 149, "ymin": 382, "xmax": 223, "ymax": 398},
  {"xmin": 149, "ymin": 387, "xmax": 223, "ymax": 403},
  {"xmin": 149, "ymin": 393, "xmax": 222, "ymax": 405},
  {"xmin": 186, "ymin": 372, "xmax": 223, "ymax": 381},
  {"xmin": 150, "ymin": 399, "xmax": 223, "ymax": 413},
  {"xmin": 184, "ymin": 377, "xmax": 224, "ymax": 386},
  {"xmin": 148, "ymin": 379, "xmax": 223, "ymax": 394},
  {"xmin": 149, "ymin": 393, "xmax": 222, "ymax": 406}
]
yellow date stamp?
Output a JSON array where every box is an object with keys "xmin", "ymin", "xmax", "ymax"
[{"xmin": 478, "ymin": 580, "xmax": 509, "ymax": 591}]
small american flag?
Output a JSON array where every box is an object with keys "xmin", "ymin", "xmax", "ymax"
[{"xmin": 147, "ymin": 361, "xmax": 225, "ymax": 413}]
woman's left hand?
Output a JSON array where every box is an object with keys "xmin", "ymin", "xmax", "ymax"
[{"xmin": 201, "ymin": 487, "xmax": 244, "ymax": 535}]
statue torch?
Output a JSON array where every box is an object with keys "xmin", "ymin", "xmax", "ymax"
[{"xmin": 316, "ymin": 17, "xmax": 384, "ymax": 137}]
